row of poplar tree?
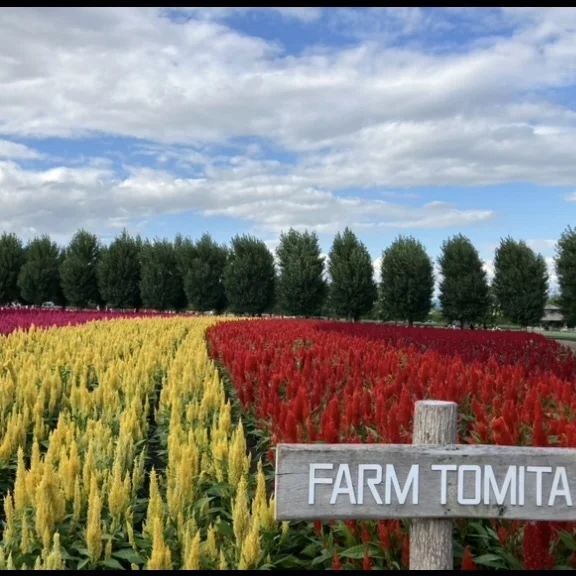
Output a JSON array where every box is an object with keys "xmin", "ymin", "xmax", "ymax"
[{"xmin": 0, "ymin": 225, "xmax": 575, "ymax": 326}]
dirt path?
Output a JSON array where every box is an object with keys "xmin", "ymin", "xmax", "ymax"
[{"xmin": 553, "ymin": 339, "xmax": 576, "ymax": 352}]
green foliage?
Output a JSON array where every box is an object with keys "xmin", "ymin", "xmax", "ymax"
[
  {"xmin": 60, "ymin": 229, "xmax": 102, "ymax": 308},
  {"xmin": 276, "ymin": 228, "xmax": 327, "ymax": 317},
  {"xmin": 438, "ymin": 234, "xmax": 490, "ymax": 326},
  {"xmin": 379, "ymin": 235, "xmax": 434, "ymax": 325},
  {"xmin": 97, "ymin": 230, "xmax": 142, "ymax": 309},
  {"xmin": 17, "ymin": 235, "xmax": 63, "ymax": 306},
  {"xmin": 0, "ymin": 233, "xmax": 25, "ymax": 305},
  {"xmin": 328, "ymin": 228, "xmax": 377, "ymax": 322},
  {"xmin": 223, "ymin": 235, "xmax": 275, "ymax": 315},
  {"xmin": 140, "ymin": 238, "xmax": 183, "ymax": 310},
  {"xmin": 492, "ymin": 237, "xmax": 548, "ymax": 327},
  {"xmin": 182, "ymin": 234, "xmax": 228, "ymax": 313},
  {"xmin": 555, "ymin": 226, "xmax": 576, "ymax": 327}
]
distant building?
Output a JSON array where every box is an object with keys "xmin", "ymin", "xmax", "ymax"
[{"xmin": 541, "ymin": 304, "xmax": 564, "ymax": 330}]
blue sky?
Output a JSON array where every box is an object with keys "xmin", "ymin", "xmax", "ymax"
[{"xmin": 1, "ymin": 7, "xmax": 576, "ymax": 289}]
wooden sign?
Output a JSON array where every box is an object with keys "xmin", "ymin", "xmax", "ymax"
[
  {"xmin": 275, "ymin": 443, "xmax": 576, "ymax": 522},
  {"xmin": 274, "ymin": 400, "xmax": 576, "ymax": 570}
]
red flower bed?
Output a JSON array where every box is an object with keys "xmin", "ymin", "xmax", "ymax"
[
  {"xmin": 207, "ymin": 319, "xmax": 576, "ymax": 570},
  {"xmin": 0, "ymin": 307, "xmax": 171, "ymax": 335}
]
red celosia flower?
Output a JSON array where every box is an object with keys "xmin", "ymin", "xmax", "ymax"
[
  {"xmin": 362, "ymin": 549, "xmax": 372, "ymax": 571},
  {"xmin": 461, "ymin": 546, "xmax": 476, "ymax": 570},
  {"xmin": 206, "ymin": 318, "xmax": 576, "ymax": 571}
]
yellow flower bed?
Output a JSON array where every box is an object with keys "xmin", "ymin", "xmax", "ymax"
[{"xmin": 0, "ymin": 317, "xmax": 276, "ymax": 570}]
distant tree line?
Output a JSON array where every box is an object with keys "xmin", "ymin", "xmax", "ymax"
[{"xmin": 0, "ymin": 224, "xmax": 571, "ymax": 328}]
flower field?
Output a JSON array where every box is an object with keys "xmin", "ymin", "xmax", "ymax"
[
  {"xmin": 1, "ymin": 310, "xmax": 576, "ymax": 570},
  {"xmin": 0, "ymin": 314, "xmax": 280, "ymax": 570},
  {"xmin": 0, "ymin": 308, "xmax": 171, "ymax": 336},
  {"xmin": 207, "ymin": 319, "xmax": 576, "ymax": 570}
]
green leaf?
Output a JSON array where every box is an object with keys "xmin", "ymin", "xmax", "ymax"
[
  {"xmin": 99, "ymin": 558, "xmax": 125, "ymax": 570},
  {"xmin": 497, "ymin": 550, "xmax": 524, "ymax": 570},
  {"xmin": 311, "ymin": 548, "xmax": 333, "ymax": 566},
  {"xmin": 193, "ymin": 496, "xmax": 213, "ymax": 511},
  {"xmin": 215, "ymin": 520, "xmax": 234, "ymax": 537},
  {"xmin": 77, "ymin": 558, "xmax": 90, "ymax": 570},
  {"xmin": 206, "ymin": 482, "xmax": 232, "ymax": 498},
  {"xmin": 559, "ymin": 531, "xmax": 576, "ymax": 552},
  {"xmin": 301, "ymin": 543, "xmax": 322, "ymax": 557},
  {"xmin": 275, "ymin": 554, "xmax": 306, "ymax": 568},
  {"xmin": 113, "ymin": 548, "xmax": 144, "ymax": 565},
  {"xmin": 339, "ymin": 544, "xmax": 369, "ymax": 559},
  {"xmin": 474, "ymin": 553, "xmax": 505, "ymax": 568}
]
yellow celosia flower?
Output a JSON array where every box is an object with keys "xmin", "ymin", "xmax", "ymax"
[
  {"xmin": 3, "ymin": 494, "xmax": 15, "ymax": 547},
  {"xmin": 13, "ymin": 447, "xmax": 27, "ymax": 513},
  {"xmin": 183, "ymin": 529, "xmax": 201, "ymax": 570},
  {"xmin": 239, "ymin": 517, "xmax": 262, "ymax": 570},
  {"xmin": 147, "ymin": 516, "xmax": 172, "ymax": 570},
  {"xmin": 204, "ymin": 523, "xmax": 218, "ymax": 561},
  {"xmin": 228, "ymin": 420, "xmax": 249, "ymax": 489},
  {"xmin": 45, "ymin": 533, "xmax": 65, "ymax": 570},
  {"xmin": 232, "ymin": 475, "xmax": 251, "ymax": 545},
  {"xmin": 0, "ymin": 316, "xmax": 252, "ymax": 570},
  {"xmin": 20, "ymin": 513, "xmax": 32, "ymax": 554},
  {"xmin": 218, "ymin": 549, "xmax": 228, "ymax": 570},
  {"xmin": 85, "ymin": 476, "xmax": 102, "ymax": 563},
  {"xmin": 143, "ymin": 468, "xmax": 163, "ymax": 537}
]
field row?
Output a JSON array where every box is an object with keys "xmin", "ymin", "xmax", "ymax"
[
  {"xmin": 207, "ymin": 320, "xmax": 576, "ymax": 570},
  {"xmin": 0, "ymin": 317, "xmax": 281, "ymax": 570},
  {"xmin": 1, "ymin": 313, "xmax": 576, "ymax": 569}
]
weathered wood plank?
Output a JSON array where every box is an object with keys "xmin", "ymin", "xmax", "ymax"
[
  {"xmin": 410, "ymin": 399, "xmax": 456, "ymax": 570},
  {"xmin": 275, "ymin": 443, "xmax": 576, "ymax": 522}
]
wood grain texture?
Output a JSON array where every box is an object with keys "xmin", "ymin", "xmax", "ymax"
[
  {"xmin": 410, "ymin": 400, "xmax": 457, "ymax": 570},
  {"xmin": 274, "ymin": 443, "xmax": 576, "ymax": 522}
]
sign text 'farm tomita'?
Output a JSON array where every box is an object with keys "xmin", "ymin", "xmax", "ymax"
[
  {"xmin": 274, "ymin": 443, "xmax": 576, "ymax": 522},
  {"xmin": 274, "ymin": 400, "xmax": 576, "ymax": 570}
]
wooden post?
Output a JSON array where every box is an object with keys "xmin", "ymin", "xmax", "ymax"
[{"xmin": 409, "ymin": 400, "xmax": 457, "ymax": 571}]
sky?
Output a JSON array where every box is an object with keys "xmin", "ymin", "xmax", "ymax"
[{"xmin": 1, "ymin": 7, "xmax": 576, "ymax": 291}]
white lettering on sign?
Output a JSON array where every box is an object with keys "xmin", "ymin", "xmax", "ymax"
[
  {"xmin": 308, "ymin": 463, "xmax": 419, "ymax": 505},
  {"xmin": 307, "ymin": 463, "xmax": 573, "ymax": 508},
  {"xmin": 548, "ymin": 467, "xmax": 572, "ymax": 506},
  {"xmin": 357, "ymin": 464, "xmax": 382, "ymax": 505},
  {"xmin": 431, "ymin": 464, "xmax": 456, "ymax": 505},
  {"xmin": 308, "ymin": 463, "xmax": 333, "ymax": 505},
  {"xmin": 484, "ymin": 465, "xmax": 517, "ymax": 505}
]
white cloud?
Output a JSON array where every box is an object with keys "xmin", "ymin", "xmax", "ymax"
[
  {"xmin": 0, "ymin": 159, "xmax": 492, "ymax": 241},
  {"xmin": 373, "ymin": 256, "xmax": 382, "ymax": 283},
  {"xmin": 0, "ymin": 139, "xmax": 41, "ymax": 159},
  {"xmin": 1, "ymin": 8, "xmax": 575, "ymax": 159},
  {"xmin": 564, "ymin": 192, "xmax": 576, "ymax": 201},
  {"xmin": 175, "ymin": 7, "xmax": 322, "ymax": 23},
  {"xmin": 1, "ymin": 8, "xmax": 576, "ymax": 237},
  {"xmin": 526, "ymin": 238, "xmax": 556, "ymax": 252}
]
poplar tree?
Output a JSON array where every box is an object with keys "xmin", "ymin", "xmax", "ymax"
[
  {"xmin": 328, "ymin": 227, "xmax": 376, "ymax": 321},
  {"xmin": 223, "ymin": 234, "xmax": 275, "ymax": 315},
  {"xmin": 438, "ymin": 234, "xmax": 489, "ymax": 327},
  {"xmin": 379, "ymin": 235, "xmax": 434, "ymax": 325},
  {"xmin": 276, "ymin": 228, "xmax": 326, "ymax": 317},
  {"xmin": 0, "ymin": 232, "xmax": 25, "ymax": 305},
  {"xmin": 18, "ymin": 235, "xmax": 63, "ymax": 306},
  {"xmin": 140, "ymin": 238, "xmax": 182, "ymax": 310},
  {"xmin": 60, "ymin": 229, "xmax": 102, "ymax": 307},
  {"xmin": 97, "ymin": 230, "xmax": 142, "ymax": 309},
  {"xmin": 492, "ymin": 237, "xmax": 548, "ymax": 327}
]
